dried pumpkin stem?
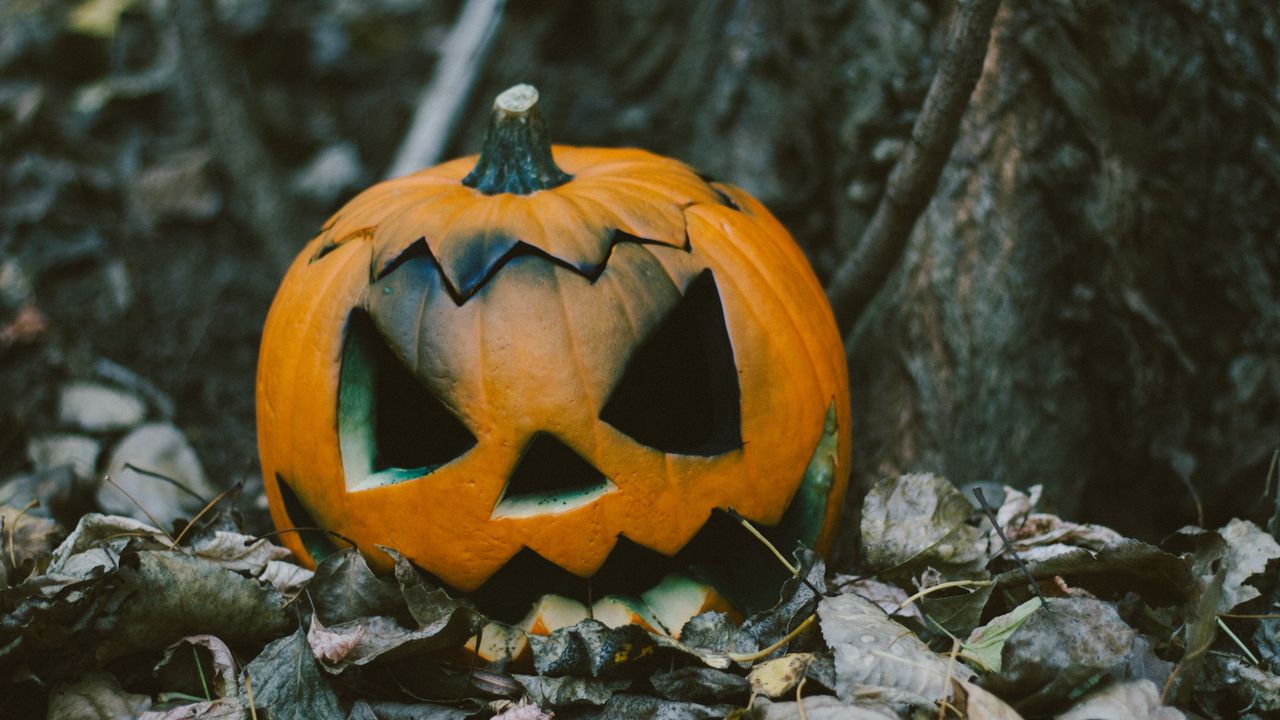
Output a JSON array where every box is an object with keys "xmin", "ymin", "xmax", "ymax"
[{"xmin": 462, "ymin": 84, "xmax": 572, "ymax": 195}]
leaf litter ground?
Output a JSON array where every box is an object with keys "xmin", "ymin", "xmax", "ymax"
[{"xmin": 3, "ymin": 472, "xmax": 1280, "ymax": 718}]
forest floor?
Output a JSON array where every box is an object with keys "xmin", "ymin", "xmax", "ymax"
[{"xmin": 3, "ymin": 2, "xmax": 1279, "ymax": 718}]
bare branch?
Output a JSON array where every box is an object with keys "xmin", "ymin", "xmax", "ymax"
[
  {"xmin": 168, "ymin": 0, "xmax": 304, "ymax": 273},
  {"xmin": 385, "ymin": 0, "xmax": 507, "ymax": 179},
  {"xmin": 825, "ymin": 0, "xmax": 1002, "ymax": 333}
]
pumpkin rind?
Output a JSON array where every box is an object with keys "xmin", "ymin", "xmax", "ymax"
[{"xmin": 258, "ymin": 116, "xmax": 850, "ymax": 599}]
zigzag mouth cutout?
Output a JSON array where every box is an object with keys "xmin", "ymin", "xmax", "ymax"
[{"xmin": 276, "ymin": 403, "xmax": 838, "ymax": 637}]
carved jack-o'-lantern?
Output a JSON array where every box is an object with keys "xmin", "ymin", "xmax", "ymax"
[{"xmin": 257, "ymin": 85, "xmax": 850, "ymax": 639}]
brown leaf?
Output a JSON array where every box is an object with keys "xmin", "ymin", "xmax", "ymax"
[
  {"xmin": 1, "ymin": 505, "xmax": 63, "ymax": 582},
  {"xmin": 139, "ymin": 698, "xmax": 246, "ymax": 720},
  {"xmin": 861, "ymin": 474, "xmax": 988, "ymax": 577},
  {"xmin": 817, "ymin": 592, "xmax": 974, "ymax": 706},
  {"xmin": 154, "ymin": 635, "xmax": 239, "ymax": 700},
  {"xmin": 1056, "ymin": 679, "xmax": 1184, "ymax": 719},
  {"xmin": 47, "ymin": 672, "xmax": 151, "ymax": 720},
  {"xmin": 241, "ymin": 628, "xmax": 343, "ymax": 720},
  {"xmin": 306, "ymin": 612, "xmax": 477, "ymax": 673},
  {"xmin": 100, "ymin": 550, "xmax": 291, "ymax": 660}
]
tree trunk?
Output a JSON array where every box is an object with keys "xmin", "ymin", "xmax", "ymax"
[{"xmin": 846, "ymin": 0, "xmax": 1280, "ymax": 543}]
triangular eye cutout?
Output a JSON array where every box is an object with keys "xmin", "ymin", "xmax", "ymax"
[
  {"xmin": 338, "ymin": 310, "xmax": 476, "ymax": 490},
  {"xmin": 275, "ymin": 474, "xmax": 339, "ymax": 564},
  {"xmin": 491, "ymin": 433, "xmax": 613, "ymax": 518},
  {"xmin": 600, "ymin": 270, "xmax": 741, "ymax": 455}
]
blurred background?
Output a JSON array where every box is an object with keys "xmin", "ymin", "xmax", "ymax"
[{"xmin": 1, "ymin": 0, "xmax": 1277, "ymax": 555}]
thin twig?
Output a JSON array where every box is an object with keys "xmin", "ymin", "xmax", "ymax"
[
  {"xmin": 386, "ymin": 0, "xmax": 507, "ymax": 178},
  {"xmin": 896, "ymin": 579, "xmax": 993, "ymax": 612},
  {"xmin": 6, "ymin": 499, "xmax": 38, "ymax": 572},
  {"xmin": 193, "ymin": 645, "xmax": 211, "ymax": 702},
  {"xmin": 727, "ymin": 614, "xmax": 818, "ymax": 664},
  {"xmin": 825, "ymin": 0, "xmax": 1003, "ymax": 332},
  {"xmin": 734, "ymin": 513, "xmax": 799, "ymax": 576},
  {"xmin": 939, "ymin": 637, "xmax": 962, "ymax": 720},
  {"xmin": 729, "ymin": 510, "xmax": 824, "ymax": 599},
  {"xmin": 244, "ymin": 670, "xmax": 257, "ymax": 720},
  {"xmin": 122, "ymin": 463, "xmax": 207, "ymax": 505},
  {"xmin": 171, "ymin": 482, "xmax": 242, "ymax": 549},
  {"xmin": 253, "ymin": 526, "xmax": 358, "ymax": 552},
  {"xmin": 1265, "ymin": 448, "xmax": 1279, "ymax": 537},
  {"xmin": 168, "ymin": 0, "xmax": 304, "ymax": 272},
  {"xmin": 973, "ymin": 487, "xmax": 1048, "ymax": 608},
  {"xmin": 103, "ymin": 475, "xmax": 177, "ymax": 543},
  {"xmin": 796, "ymin": 656, "xmax": 811, "ymax": 720},
  {"xmin": 1216, "ymin": 618, "xmax": 1260, "ymax": 665}
]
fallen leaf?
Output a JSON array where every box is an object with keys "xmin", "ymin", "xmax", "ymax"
[
  {"xmin": 1056, "ymin": 679, "xmax": 1184, "ymax": 719},
  {"xmin": 154, "ymin": 635, "xmax": 239, "ymax": 700},
  {"xmin": 489, "ymin": 699, "xmax": 554, "ymax": 720},
  {"xmin": 310, "ymin": 547, "xmax": 406, "ymax": 626},
  {"xmin": 680, "ymin": 610, "xmax": 757, "ymax": 656},
  {"xmin": 861, "ymin": 474, "xmax": 988, "ymax": 577},
  {"xmin": 529, "ymin": 619, "xmax": 659, "ymax": 677},
  {"xmin": 746, "ymin": 695, "xmax": 908, "ymax": 719},
  {"xmin": 1168, "ymin": 525, "xmax": 1228, "ymax": 703},
  {"xmin": 513, "ymin": 674, "xmax": 631, "ymax": 707},
  {"xmin": 919, "ymin": 581, "xmax": 994, "ymax": 637},
  {"xmin": 1196, "ymin": 653, "xmax": 1280, "ymax": 715},
  {"xmin": 385, "ymin": 547, "xmax": 480, "ymax": 631},
  {"xmin": 347, "ymin": 699, "xmax": 471, "ymax": 719},
  {"xmin": 189, "ymin": 530, "xmax": 293, "ymax": 575},
  {"xmin": 594, "ymin": 693, "xmax": 730, "ymax": 719},
  {"xmin": 139, "ymin": 698, "xmax": 245, "ymax": 720},
  {"xmin": 955, "ymin": 679, "xmax": 1025, "ymax": 719},
  {"xmin": 984, "ymin": 597, "xmax": 1136, "ymax": 712},
  {"xmin": 650, "ymin": 666, "xmax": 749, "ymax": 703},
  {"xmin": 259, "ymin": 559, "xmax": 313, "ymax": 596},
  {"xmin": 307, "ymin": 612, "xmax": 476, "ymax": 673},
  {"xmin": 1, "ymin": 505, "xmax": 63, "ymax": 581},
  {"xmin": 46, "ymin": 513, "xmax": 169, "ymax": 583},
  {"xmin": 241, "ymin": 627, "xmax": 343, "ymax": 720},
  {"xmin": 817, "ymin": 592, "xmax": 974, "ymax": 707},
  {"xmin": 832, "ymin": 576, "xmax": 922, "ymax": 623},
  {"xmin": 962, "ymin": 598, "xmax": 1044, "ymax": 672},
  {"xmin": 47, "ymin": 672, "xmax": 151, "ymax": 719},
  {"xmin": 1217, "ymin": 518, "xmax": 1280, "ymax": 611},
  {"xmin": 993, "ymin": 539, "xmax": 1191, "ymax": 604},
  {"xmin": 748, "ymin": 653, "xmax": 813, "ymax": 699},
  {"xmin": 101, "ymin": 550, "xmax": 291, "ymax": 660}
]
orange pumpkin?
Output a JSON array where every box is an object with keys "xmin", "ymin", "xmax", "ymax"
[{"xmin": 257, "ymin": 85, "xmax": 850, "ymax": 629}]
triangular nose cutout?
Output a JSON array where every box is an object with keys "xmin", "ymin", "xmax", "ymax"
[{"xmin": 491, "ymin": 433, "xmax": 614, "ymax": 518}]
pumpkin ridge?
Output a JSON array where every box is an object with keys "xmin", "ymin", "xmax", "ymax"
[{"xmin": 547, "ymin": 266, "xmax": 599, "ymax": 420}]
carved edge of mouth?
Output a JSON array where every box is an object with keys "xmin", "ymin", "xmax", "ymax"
[
  {"xmin": 463, "ymin": 402, "xmax": 841, "ymax": 662},
  {"xmin": 277, "ymin": 403, "xmax": 841, "ymax": 663}
]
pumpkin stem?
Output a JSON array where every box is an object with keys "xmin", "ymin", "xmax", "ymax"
[{"xmin": 462, "ymin": 84, "xmax": 572, "ymax": 195}]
